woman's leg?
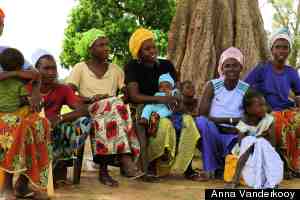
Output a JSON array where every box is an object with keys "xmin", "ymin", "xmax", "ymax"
[
  {"xmin": 2, "ymin": 172, "xmax": 13, "ymax": 195},
  {"xmin": 184, "ymin": 161, "xmax": 208, "ymax": 181},
  {"xmin": 120, "ymin": 154, "xmax": 144, "ymax": 178},
  {"xmin": 94, "ymin": 155, "xmax": 119, "ymax": 187},
  {"xmin": 1, "ymin": 173, "xmax": 16, "ymax": 200},
  {"xmin": 53, "ymin": 161, "xmax": 68, "ymax": 187}
]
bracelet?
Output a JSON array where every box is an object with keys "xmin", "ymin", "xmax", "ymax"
[{"xmin": 230, "ymin": 118, "xmax": 233, "ymax": 124}]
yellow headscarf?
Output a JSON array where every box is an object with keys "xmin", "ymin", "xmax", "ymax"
[{"xmin": 129, "ymin": 28, "xmax": 154, "ymax": 59}]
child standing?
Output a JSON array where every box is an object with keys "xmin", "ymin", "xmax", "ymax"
[
  {"xmin": 228, "ymin": 90, "xmax": 283, "ymax": 189},
  {"xmin": 171, "ymin": 80, "xmax": 198, "ymax": 139}
]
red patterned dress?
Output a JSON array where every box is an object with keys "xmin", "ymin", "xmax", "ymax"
[{"xmin": 89, "ymin": 97, "xmax": 140, "ymax": 160}]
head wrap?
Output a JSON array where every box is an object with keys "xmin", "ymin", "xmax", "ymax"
[
  {"xmin": 0, "ymin": 8, "xmax": 5, "ymax": 19},
  {"xmin": 158, "ymin": 73, "xmax": 175, "ymax": 88},
  {"xmin": 270, "ymin": 27, "xmax": 292, "ymax": 49},
  {"xmin": 129, "ymin": 28, "xmax": 154, "ymax": 59},
  {"xmin": 218, "ymin": 47, "xmax": 244, "ymax": 77},
  {"xmin": 31, "ymin": 49, "xmax": 52, "ymax": 67},
  {"xmin": 75, "ymin": 28, "xmax": 106, "ymax": 60}
]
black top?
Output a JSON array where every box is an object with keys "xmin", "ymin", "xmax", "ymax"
[{"xmin": 124, "ymin": 59, "xmax": 177, "ymax": 96}]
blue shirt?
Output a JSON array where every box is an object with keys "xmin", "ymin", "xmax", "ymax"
[{"xmin": 244, "ymin": 61, "xmax": 300, "ymax": 111}]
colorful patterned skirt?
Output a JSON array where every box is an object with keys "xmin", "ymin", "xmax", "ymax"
[
  {"xmin": 0, "ymin": 106, "xmax": 51, "ymax": 189},
  {"xmin": 52, "ymin": 117, "xmax": 91, "ymax": 165},
  {"xmin": 273, "ymin": 110, "xmax": 300, "ymax": 171},
  {"xmin": 89, "ymin": 97, "xmax": 140, "ymax": 160}
]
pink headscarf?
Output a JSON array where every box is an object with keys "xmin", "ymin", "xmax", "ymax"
[{"xmin": 218, "ymin": 47, "xmax": 244, "ymax": 77}]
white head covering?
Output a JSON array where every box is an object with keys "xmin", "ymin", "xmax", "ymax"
[
  {"xmin": 31, "ymin": 49, "xmax": 52, "ymax": 67},
  {"xmin": 270, "ymin": 27, "xmax": 292, "ymax": 49}
]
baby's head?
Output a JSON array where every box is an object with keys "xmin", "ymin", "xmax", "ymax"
[
  {"xmin": 0, "ymin": 48, "xmax": 24, "ymax": 71},
  {"xmin": 180, "ymin": 80, "xmax": 195, "ymax": 97},
  {"xmin": 243, "ymin": 89, "xmax": 267, "ymax": 119},
  {"xmin": 158, "ymin": 73, "xmax": 174, "ymax": 95}
]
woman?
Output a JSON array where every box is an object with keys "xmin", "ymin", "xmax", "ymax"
[
  {"xmin": 125, "ymin": 28, "xmax": 204, "ymax": 181},
  {"xmin": 29, "ymin": 49, "xmax": 91, "ymax": 186},
  {"xmin": 0, "ymin": 48, "xmax": 51, "ymax": 200},
  {"xmin": 66, "ymin": 28, "xmax": 141, "ymax": 187},
  {"xmin": 244, "ymin": 28, "xmax": 300, "ymax": 177},
  {"xmin": 195, "ymin": 47, "xmax": 249, "ymax": 178}
]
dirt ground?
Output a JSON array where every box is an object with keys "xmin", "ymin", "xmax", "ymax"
[{"xmin": 52, "ymin": 166, "xmax": 300, "ymax": 200}]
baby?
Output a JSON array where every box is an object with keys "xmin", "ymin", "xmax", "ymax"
[{"xmin": 140, "ymin": 73, "xmax": 177, "ymax": 135}]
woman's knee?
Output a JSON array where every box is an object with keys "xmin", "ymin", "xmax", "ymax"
[
  {"xmin": 159, "ymin": 118, "xmax": 173, "ymax": 128},
  {"xmin": 195, "ymin": 116, "xmax": 209, "ymax": 127}
]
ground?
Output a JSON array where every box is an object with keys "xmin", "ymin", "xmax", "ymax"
[{"xmin": 52, "ymin": 166, "xmax": 300, "ymax": 200}]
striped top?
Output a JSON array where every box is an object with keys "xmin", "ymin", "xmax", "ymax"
[{"xmin": 209, "ymin": 78, "xmax": 249, "ymax": 119}]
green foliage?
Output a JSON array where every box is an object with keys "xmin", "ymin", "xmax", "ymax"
[
  {"xmin": 269, "ymin": 0, "xmax": 300, "ymax": 67},
  {"xmin": 60, "ymin": 0, "xmax": 176, "ymax": 68}
]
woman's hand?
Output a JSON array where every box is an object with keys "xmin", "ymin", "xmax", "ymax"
[
  {"xmin": 90, "ymin": 94, "xmax": 109, "ymax": 103},
  {"xmin": 29, "ymin": 94, "xmax": 42, "ymax": 112}
]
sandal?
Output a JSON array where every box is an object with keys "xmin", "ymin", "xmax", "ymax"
[{"xmin": 185, "ymin": 171, "xmax": 208, "ymax": 181}]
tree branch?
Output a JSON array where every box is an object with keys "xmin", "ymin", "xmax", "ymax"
[{"xmin": 270, "ymin": 0, "xmax": 289, "ymax": 27}]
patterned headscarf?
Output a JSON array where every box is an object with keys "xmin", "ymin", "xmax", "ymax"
[
  {"xmin": 158, "ymin": 73, "xmax": 175, "ymax": 88},
  {"xmin": 31, "ymin": 49, "xmax": 52, "ymax": 67},
  {"xmin": 218, "ymin": 47, "xmax": 244, "ymax": 77},
  {"xmin": 0, "ymin": 8, "xmax": 5, "ymax": 19},
  {"xmin": 129, "ymin": 28, "xmax": 154, "ymax": 59},
  {"xmin": 75, "ymin": 28, "xmax": 106, "ymax": 60},
  {"xmin": 270, "ymin": 27, "xmax": 292, "ymax": 49}
]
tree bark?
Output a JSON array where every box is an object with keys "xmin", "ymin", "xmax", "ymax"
[{"xmin": 168, "ymin": 0, "xmax": 270, "ymax": 96}]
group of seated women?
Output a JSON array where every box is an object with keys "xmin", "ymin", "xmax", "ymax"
[{"xmin": 0, "ymin": 8, "xmax": 299, "ymax": 199}]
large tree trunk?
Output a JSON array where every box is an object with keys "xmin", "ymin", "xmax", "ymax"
[{"xmin": 168, "ymin": 0, "xmax": 270, "ymax": 95}]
